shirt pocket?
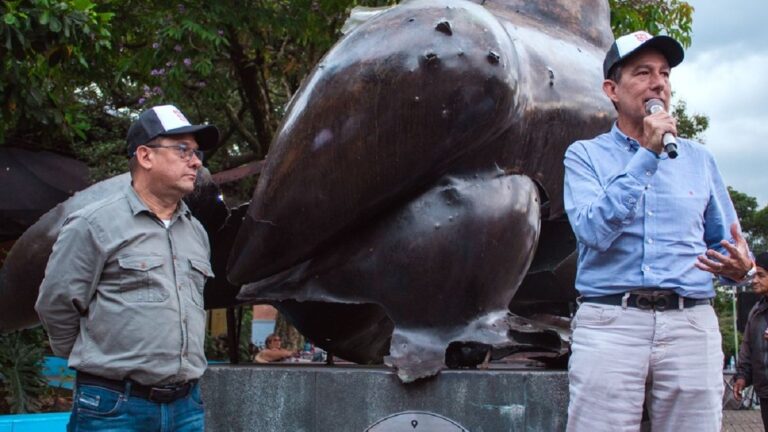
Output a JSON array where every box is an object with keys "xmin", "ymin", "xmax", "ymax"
[
  {"xmin": 188, "ymin": 258, "xmax": 213, "ymax": 308},
  {"xmin": 118, "ymin": 255, "xmax": 168, "ymax": 303}
]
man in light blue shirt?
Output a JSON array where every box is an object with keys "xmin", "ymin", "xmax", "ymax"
[{"xmin": 564, "ymin": 31, "xmax": 753, "ymax": 431}]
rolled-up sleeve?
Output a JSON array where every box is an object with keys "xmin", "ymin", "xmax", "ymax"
[{"xmin": 35, "ymin": 215, "xmax": 106, "ymax": 358}]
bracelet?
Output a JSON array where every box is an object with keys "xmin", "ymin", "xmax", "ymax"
[{"xmin": 741, "ymin": 264, "xmax": 757, "ymax": 283}]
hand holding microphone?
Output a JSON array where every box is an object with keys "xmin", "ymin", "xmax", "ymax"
[{"xmin": 644, "ymin": 99, "xmax": 678, "ymax": 159}]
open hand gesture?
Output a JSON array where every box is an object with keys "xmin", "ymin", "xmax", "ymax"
[{"xmin": 695, "ymin": 223, "xmax": 753, "ymax": 281}]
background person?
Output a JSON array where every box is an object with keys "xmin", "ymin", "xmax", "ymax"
[
  {"xmin": 35, "ymin": 105, "xmax": 218, "ymax": 432},
  {"xmin": 253, "ymin": 333, "xmax": 296, "ymax": 363},
  {"xmin": 564, "ymin": 31, "xmax": 753, "ymax": 431},
  {"xmin": 733, "ymin": 252, "xmax": 768, "ymax": 428}
]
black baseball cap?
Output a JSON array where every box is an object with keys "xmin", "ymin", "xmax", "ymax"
[
  {"xmin": 755, "ymin": 252, "xmax": 768, "ymax": 271},
  {"xmin": 126, "ymin": 105, "xmax": 219, "ymax": 157},
  {"xmin": 603, "ymin": 31, "xmax": 684, "ymax": 79}
]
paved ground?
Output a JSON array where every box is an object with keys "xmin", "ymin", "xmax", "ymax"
[{"xmin": 723, "ymin": 409, "xmax": 764, "ymax": 432}]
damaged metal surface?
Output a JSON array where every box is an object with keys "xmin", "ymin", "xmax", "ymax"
[{"xmin": 230, "ymin": 0, "xmax": 616, "ymax": 381}]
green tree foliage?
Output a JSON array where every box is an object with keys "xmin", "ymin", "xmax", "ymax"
[
  {"xmin": 714, "ymin": 287, "xmax": 738, "ymax": 363},
  {"xmin": 2, "ymin": 0, "xmax": 395, "ymax": 185},
  {"xmin": 1, "ymin": 0, "xmax": 113, "ymax": 148},
  {"xmin": 751, "ymin": 208, "xmax": 768, "ymax": 252},
  {"xmin": 729, "ymin": 187, "xmax": 768, "ymax": 252},
  {"xmin": 609, "ymin": 0, "xmax": 694, "ymax": 47},
  {"xmin": 0, "ymin": 328, "xmax": 47, "ymax": 413},
  {"xmin": 672, "ymin": 98, "xmax": 708, "ymax": 141},
  {"xmin": 204, "ymin": 307, "xmax": 253, "ymax": 363}
]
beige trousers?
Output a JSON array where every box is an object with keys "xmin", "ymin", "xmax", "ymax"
[{"xmin": 567, "ymin": 302, "xmax": 724, "ymax": 432}]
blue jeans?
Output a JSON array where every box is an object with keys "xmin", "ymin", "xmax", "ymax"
[{"xmin": 67, "ymin": 382, "xmax": 204, "ymax": 432}]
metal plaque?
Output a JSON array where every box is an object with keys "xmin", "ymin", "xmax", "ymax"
[{"xmin": 365, "ymin": 411, "xmax": 468, "ymax": 431}]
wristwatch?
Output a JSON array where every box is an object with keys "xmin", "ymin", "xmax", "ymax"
[{"xmin": 741, "ymin": 264, "xmax": 757, "ymax": 284}]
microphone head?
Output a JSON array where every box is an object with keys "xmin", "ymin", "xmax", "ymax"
[{"xmin": 645, "ymin": 98, "xmax": 664, "ymax": 115}]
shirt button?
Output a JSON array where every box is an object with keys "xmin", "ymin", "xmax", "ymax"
[
  {"xmin": 643, "ymin": 265, "xmax": 650, "ymax": 272},
  {"xmin": 647, "ymin": 239, "xmax": 653, "ymax": 244},
  {"xmin": 647, "ymin": 211, "xmax": 654, "ymax": 216},
  {"xmin": 645, "ymin": 171, "xmax": 652, "ymax": 176}
]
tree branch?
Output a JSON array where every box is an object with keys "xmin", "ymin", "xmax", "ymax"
[{"xmin": 224, "ymin": 103, "xmax": 261, "ymax": 156}]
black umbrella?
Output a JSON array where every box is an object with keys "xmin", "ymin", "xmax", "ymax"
[{"xmin": 0, "ymin": 148, "xmax": 89, "ymax": 241}]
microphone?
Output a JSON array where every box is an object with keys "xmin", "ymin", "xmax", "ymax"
[{"xmin": 644, "ymin": 99, "xmax": 678, "ymax": 159}]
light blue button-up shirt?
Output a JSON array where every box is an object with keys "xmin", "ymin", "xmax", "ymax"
[{"xmin": 564, "ymin": 123, "xmax": 737, "ymax": 298}]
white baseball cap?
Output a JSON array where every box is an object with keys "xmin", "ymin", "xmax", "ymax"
[
  {"xmin": 603, "ymin": 31, "xmax": 684, "ymax": 79},
  {"xmin": 126, "ymin": 105, "xmax": 219, "ymax": 157}
]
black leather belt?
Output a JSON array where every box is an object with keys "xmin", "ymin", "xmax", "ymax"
[
  {"xmin": 580, "ymin": 290, "xmax": 712, "ymax": 311},
  {"xmin": 76, "ymin": 371, "xmax": 196, "ymax": 403}
]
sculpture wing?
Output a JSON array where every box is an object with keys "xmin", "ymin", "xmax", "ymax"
[{"xmin": 228, "ymin": 0, "xmax": 521, "ymax": 284}]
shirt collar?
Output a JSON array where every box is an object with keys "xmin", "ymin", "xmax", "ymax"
[
  {"xmin": 610, "ymin": 122, "xmax": 667, "ymax": 160},
  {"xmin": 124, "ymin": 181, "xmax": 191, "ymax": 220},
  {"xmin": 758, "ymin": 296, "xmax": 768, "ymax": 310},
  {"xmin": 610, "ymin": 122, "xmax": 640, "ymax": 152}
]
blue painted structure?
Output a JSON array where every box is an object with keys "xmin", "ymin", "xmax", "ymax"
[
  {"xmin": 0, "ymin": 357, "xmax": 70, "ymax": 431},
  {"xmin": 0, "ymin": 356, "xmax": 232, "ymax": 431},
  {"xmin": 42, "ymin": 356, "xmax": 73, "ymax": 390},
  {"xmin": 0, "ymin": 413, "xmax": 68, "ymax": 432},
  {"xmin": 251, "ymin": 319, "xmax": 275, "ymax": 347}
]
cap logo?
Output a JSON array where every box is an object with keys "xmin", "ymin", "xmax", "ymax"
[
  {"xmin": 171, "ymin": 108, "xmax": 188, "ymax": 123},
  {"xmin": 634, "ymin": 31, "xmax": 652, "ymax": 42},
  {"xmin": 615, "ymin": 31, "xmax": 654, "ymax": 57},
  {"xmin": 153, "ymin": 105, "xmax": 192, "ymax": 131}
]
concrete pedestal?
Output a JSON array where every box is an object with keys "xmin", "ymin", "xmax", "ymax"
[{"xmin": 202, "ymin": 364, "xmax": 568, "ymax": 431}]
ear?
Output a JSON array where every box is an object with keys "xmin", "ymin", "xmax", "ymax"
[
  {"xmin": 134, "ymin": 146, "xmax": 154, "ymax": 170},
  {"xmin": 602, "ymin": 79, "xmax": 619, "ymax": 104}
]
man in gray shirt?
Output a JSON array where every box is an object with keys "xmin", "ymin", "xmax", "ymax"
[{"xmin": 36, "ymin": 105, "xmax": 218, "ymax": 432}]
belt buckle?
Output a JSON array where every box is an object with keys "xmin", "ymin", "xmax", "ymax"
[
  {"xmin": 149, "ymin": 386, "xmax": 179, "ymax": 403},
  {"xmin": 634, "ymin": 292, "xmax": 655, "ymax": 310},
  {"xmin": 634, "ymin": 291, "xmax": 673, "ymax": 311},
  {"xmin": 651, "ymin": 292, "xmax": 672, "ymax": 311}
]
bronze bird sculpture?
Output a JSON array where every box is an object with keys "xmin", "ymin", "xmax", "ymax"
[{"xmin": 229, "ymin": 0, "xmax": 616, "ymax": 381}]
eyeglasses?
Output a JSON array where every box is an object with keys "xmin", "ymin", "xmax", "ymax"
[{"xmin": 144, "ymin": 143, "xmax": 204, "ymax": 162}]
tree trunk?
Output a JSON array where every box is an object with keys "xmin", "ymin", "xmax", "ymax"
[
  {"xmin": 226, "ymin": 26, "xmax": 274, "ymax": 157},
  {"xmin": 274, "ymin": 312, "xmax": 305, "ymax": 352}
]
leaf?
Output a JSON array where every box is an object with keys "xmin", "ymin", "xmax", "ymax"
[
  {"xmin": 0, "ymin": 330, "xmax": 47, "ymax": 414},
  {"xmin": 72, "ymin": 0, "xmax": 94, "ymax": 12},
  {"xmin": 3, "ymin": 13, "xmax": 17, "ymax": 25},
  {"xmin": 48, "ymin": 16, "xmax": 62, "ymax": 32}
]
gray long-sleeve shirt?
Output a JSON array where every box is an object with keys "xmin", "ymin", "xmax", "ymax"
[{"xmin": 35, "ymin": 182, "xmax": 213, "ymax": 385}]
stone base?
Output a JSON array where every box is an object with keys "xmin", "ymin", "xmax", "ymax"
[{"xmin": 202, "ymin": 364, "xmax": 568, "ymax": 431}]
